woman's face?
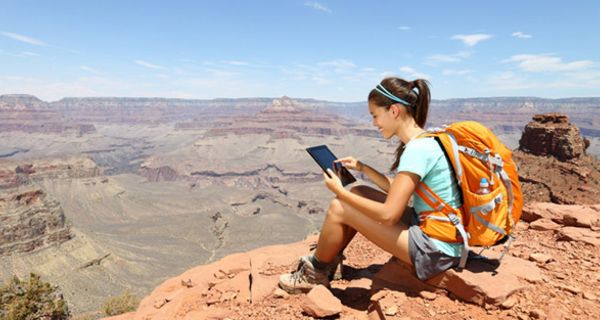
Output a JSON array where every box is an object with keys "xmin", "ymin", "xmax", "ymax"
[{"xmin": 368, "ymin": 102, "xmax": 397, "ymax": 139}]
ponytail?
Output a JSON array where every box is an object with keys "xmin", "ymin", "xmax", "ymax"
[{"xmin": 368, "ymin": 77, "xmax": 431, "ymax": 171}]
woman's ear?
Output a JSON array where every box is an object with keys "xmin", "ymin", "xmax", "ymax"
[{"xmin": 390, "ymin": 104, "xmax": 400, "ymax": 118}]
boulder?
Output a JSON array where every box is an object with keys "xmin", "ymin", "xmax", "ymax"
[
  {"xmin": 301, "ymin": 285, "xmax": 342, "ymax": 318},
  {"xmin": 373, "ymin": 254, "xmax": 542, "ymax": 307},
  {"xmin": 428, "ymin": 254, "xmax": 541, "ymax": 306},
  {"xmin": 530, "ymin": 218, "xmax": 561, "ymax": 231},
  {"xmin": 557, "ymin": 227, "xmax": 600, "ymax": 246},
  {"xmin": 522, "ymin": 202, "xmax": 600, "ymax": 228},
  {"xmin": 518, "ymin": 113, "xmax": 586, "ymax": 161}
]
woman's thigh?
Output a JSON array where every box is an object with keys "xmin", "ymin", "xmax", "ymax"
[{"xmin": 334, "ymin": 194, "xmax": 412, "ymax": 266}]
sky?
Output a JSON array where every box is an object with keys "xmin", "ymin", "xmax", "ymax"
[{"xmin": 1, "ymin": 0, "xmax": 599, "ymax": 102}]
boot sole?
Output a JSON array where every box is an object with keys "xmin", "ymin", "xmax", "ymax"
[{"xmin": 278, "ymin": 283, "xmax": 313, "ymax": 295}]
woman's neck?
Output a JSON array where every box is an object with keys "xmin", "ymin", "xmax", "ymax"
[{"xmin": 397, "ymin": 122, "xmax": 425, "ymax": 145}]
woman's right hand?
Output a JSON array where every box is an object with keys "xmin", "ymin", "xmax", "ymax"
[{"xmin": 334, "ymin": 156, "xmax": 363, "ymax": 172}]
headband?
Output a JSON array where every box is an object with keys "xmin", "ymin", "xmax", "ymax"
[{"xmin": 374, "ymin": 84, "xmax": 413, "ymax": 107}]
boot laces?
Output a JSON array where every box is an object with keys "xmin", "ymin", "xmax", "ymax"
[{"xmin": 290, "ymin": 264, "xmax": 307, "ymax": 285}]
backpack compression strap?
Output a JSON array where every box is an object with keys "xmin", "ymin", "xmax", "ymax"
[{"xmin": 415, "ymin": 182, "xmax": 470, "ymax": 269}]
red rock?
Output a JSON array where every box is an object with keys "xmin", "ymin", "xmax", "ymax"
[
  {"xmin": 301, "ymin": 285, "xmax": 342, "ymax": 318},
  {"xmin": 426, "ymin": 254, "xmax": 541, "ymax": 306},
  {"xmin": 529, "ymin": 218, "xmax": 561, "ymax": 231},
  {"xmin": 562, "ymin": 210, "xmax": 599, "ymax": 228},
  {"xmin": 384, "ymin": 304, "xmax": 398, "ymax": 316},
  {"xmin": 419, "ymin": 291, "xmax": 437, "ymax": 300},
  {"xmin": 183, "ymin": 308, "xmax": 231, "ymax": 320},
  {"xmin": 102, "ymin": 312, "xmax": 136, "ymax": 320},
  {"xmin": 519, "ymin": 113, "xmax": 586, "ymax": 161},
  {"xmin": 557, "ymin": 227, "xmax": 600, "ymax": 246},
  {"xmin": 371, "ymin": 257, "xmax": 436, "ymax": 293},
  {"xmin": 583, "ymin": 291, "xmax": 597, "ymax": 301},
  {"xmin": 500, "ymin": 296, "xmax": 517, "ymax": 309},
  {"xmin": 248, "ymin": 241, "xmax": 311, "ymax": 303},
  {"xmin": 522, "ymin": 203, "xmax": 600, "ymax": 229},
  {"xmin": 272, "ymin": 288, "xmax": 289, "ymax": 299},
  {"xmin": 529, "ymin": 253, "xmax": 553, "ymax": 264},
  {"xmin": 530, "ymin": 309, "xmax": 545, "ymax": 319},
  {"xmin": 546, "ymin": 309, "xmax": 564, "ymax": 320}
]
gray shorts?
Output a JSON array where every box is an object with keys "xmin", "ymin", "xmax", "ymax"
[{"xmin": 408, "ymin": 223, "xmax": 461, "ymax": 281}]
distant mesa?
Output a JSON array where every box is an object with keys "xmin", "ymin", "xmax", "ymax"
[
  {"xmin": 0, "ymin": 94, "xmax": 49, "ymax": 110},
  {"xmin": 260, "ymin": 96, "xmax": 308, "ymax": 114},
  {"xmin": 519, "ymin": 113, "xmax": 587, "ymax": 161},
  {"xmin": 202, "ymin": 96, "xmax": 373, "ymax": 138},
  {"xmin": 0, "ymin": 94, "xmax": 96, "ymax": 135}
]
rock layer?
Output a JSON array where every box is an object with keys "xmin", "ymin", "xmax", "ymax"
[
  {"xmin": 0, "ymin": 156, "xmax": 100, "ymax": 255},
  {"xmin": 519, "ymin": 113, "xmax": 586, "ymax": 161},
  {"xmin": 0, "ymin": 173, "xmax": 72, "ymax": 255},
  {"xmin": 515, "ymin": 113, "xmax": 600, "ymax": 205}
]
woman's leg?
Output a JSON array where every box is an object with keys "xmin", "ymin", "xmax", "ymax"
[
  {"xmin": 314, "ymin": 185, "xmax": 412, "ymax": 266},
  {"xmin": 330, "ymin": 185, "xmax": 387, "ymax": 255}
]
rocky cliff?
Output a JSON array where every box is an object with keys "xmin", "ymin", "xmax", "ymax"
[
  {"xmin": 0, "ymin": 94, "xmax": 96, "ymax": 135},
  {"xmin": 0, "ymin": 156, "xmax": 100, "ymax": 255},
  {"xmin": 519, "ymin": 113, "xmax": 587, "ymax": 161},
  {"xmin": 103, "ymin": 202, "xmax": 599, "ymax": 320},
  {"xmin": 0, "ymin": 168, "xmax": 72, "ymax": 255},
  {"xmin": 180, "ymin": 96, "xmax": 377, "ymax": 139},
  {"xmin": 515, "ymin": 113, "xmax": 600, "ymax": 204}
]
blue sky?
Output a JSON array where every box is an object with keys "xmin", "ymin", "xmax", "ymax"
[{"xmin": 1, "ymin": 0, "xmax": 599, "ymax": 101}]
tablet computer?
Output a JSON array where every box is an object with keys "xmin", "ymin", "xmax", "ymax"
[{"xmin": 306, "ymin": 145, "xmax": 356, "ymax": 186}]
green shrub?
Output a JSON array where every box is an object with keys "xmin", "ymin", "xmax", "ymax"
[
  {"xmin": 102, "ymin": 290, "xmax": 138, "ymax": 316},
  {"xmin": 0, "ymin": 273, "xmax": 70, "ymax": 320}
]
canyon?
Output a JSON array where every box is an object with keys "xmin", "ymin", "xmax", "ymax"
[{"xmin": 0, "ymin": 94, "xmax": 599, "ymax": 317}]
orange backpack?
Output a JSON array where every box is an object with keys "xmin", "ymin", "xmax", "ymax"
[{"xmin": 415, "ymin": 121, "xmax": 523, "ymax": 269}]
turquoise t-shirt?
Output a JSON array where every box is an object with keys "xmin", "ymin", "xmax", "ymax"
[{"xmin": 397, "ymin": 137, "xmax": 464, "ymax": 257}]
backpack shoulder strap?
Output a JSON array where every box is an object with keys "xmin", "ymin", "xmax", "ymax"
[{"xmin": 416, "ymin": 182, "xmax": 470, "ymax": 269}]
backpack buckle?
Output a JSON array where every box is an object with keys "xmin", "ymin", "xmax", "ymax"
[{"xmin": 447, "ymin": 213, "xmax": 461, "ymax": 226}]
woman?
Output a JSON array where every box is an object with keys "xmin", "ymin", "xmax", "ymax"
[{"xmin": 279, "ymin": 77, "xmax": 464, "ymax": 294}]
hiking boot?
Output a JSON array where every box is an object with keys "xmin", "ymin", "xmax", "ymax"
[
  {"xmin": 329, "ymin": 253, "xmax": 344, "ymax": 280},
  {"xmin": 295, "ymin": 253, "xmax": 344, "ymax": 280},
  {"xmin": 307, "ymin": 244, "xmax": 345, "ymax": 280},
  {"xmin": 278, "ymin": 255, "xmax": 330, "ymax": 294}
]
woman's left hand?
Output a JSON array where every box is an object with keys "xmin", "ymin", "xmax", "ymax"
[{"xmin": 323, "ymin": 168, "xmax": 344, "ymax": 194}]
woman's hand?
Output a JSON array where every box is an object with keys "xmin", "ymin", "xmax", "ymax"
[
  {"xmin": 334, "ymin": 156, "xmax": 363, "ymax": 172},
  {"xmin": 323, "ymin": 168, "xmax": 344, "ymax": 195}
]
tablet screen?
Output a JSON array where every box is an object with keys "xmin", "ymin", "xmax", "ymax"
[{"xmin": 306, "ymin": 145, "xmax": 356, "ymax": 186}]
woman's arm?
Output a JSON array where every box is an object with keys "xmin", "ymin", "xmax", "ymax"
[
  {"xmin": 356, "ymin": 161, "xmax": 394, "ymax": 193},
  {"xmin": 324, "ymin": 169, "xmax": 419, "ymax": 225},
  {"xmin": 335, "ymin": 157, "xmax": 393, "ymax": 192}
]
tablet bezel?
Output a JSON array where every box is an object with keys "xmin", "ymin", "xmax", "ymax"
[{"xmin": 306, "ymin": 145, "xmax": 356, "ymax": 186}]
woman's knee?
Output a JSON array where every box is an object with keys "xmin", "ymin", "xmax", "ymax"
[{"xmin": 326, "ymin": 198, "xmax": 345, "ymax": 220}]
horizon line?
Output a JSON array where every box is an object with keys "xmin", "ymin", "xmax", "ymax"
[{"xmin": 1, "ymin": 93, "xmax": 600, "ymax": 104}]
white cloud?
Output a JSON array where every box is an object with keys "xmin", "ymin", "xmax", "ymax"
[
  {"xmin": 503, "ymin": 54, "xmax": 594, "ymax": 72},
  {"xmin": 318, "ymin": 59, "xmax": 356, "ymax": 74},
  {"xmin": 21, "ymin": 51, "xmax": 39, "ymax": 57},
  {"xmin": 134, "ymin": 59, "xmax": 166, "ymax": 70},
  {"xmin": 397, "ymin": 26, "xmax": 411, "ymax": 31},
  {"xmin": 80, "ymin": 66, "xmax": 100, "ymax": 75},
  {"xmin": 427, "ymin": 54, "xmax": 461, "ymax": 63},
  {"xmin": 1, "ymin": 31, "xmax": 46, "ymax": 46},
  {"xmin": 0, "ymin": 75, "xmax": 132, "ymax": 101},
  {"xmin": 442, "ymin": 69, "xmax": 472, "ymax": 76},
  {"xmin": 304, "ymin": 1, "xmax": 331, "ymax": 13},
  {"xmin": 451, "ymin": 33, "xmax": 493, "ymax": 47},
  {"xmin": 399, "ymin": 66, "xmax": 431, "ymax": 80},
  {"xmin": 224, "ymin": 60, "xmax": 249, "ymax": 66},
  {"xmin": 425, "ymin": 51, "xmax": 471, "ymax": 65},
  {"xmin": 512, "ymin": 31, "xmax": 532, "ymax": 39}
]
